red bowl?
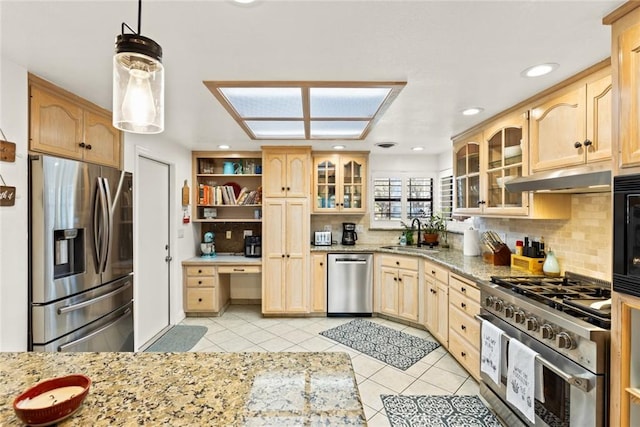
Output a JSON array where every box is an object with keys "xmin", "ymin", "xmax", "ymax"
[{"xmin": 13, "ymin": 374, "xmax": 91, "ymax": 426}]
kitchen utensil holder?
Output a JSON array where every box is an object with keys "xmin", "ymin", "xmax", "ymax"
[{"xmin": 482, "ymin": 243, "xmax": 512, "ymax": 266}]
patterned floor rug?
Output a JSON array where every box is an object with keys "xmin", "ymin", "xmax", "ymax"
[
  {"xmin": 145, "ymin": 325, "xmax": 207, "ymax": 352},
  {"xmin": 319, "ymin": 319, "xmax": 440, "ymax": 370},
  {"xmin": 381, "ymin": 395, "xmax": 503, "ymax": 427}
]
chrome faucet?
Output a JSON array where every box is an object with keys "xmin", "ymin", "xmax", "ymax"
[{"xmin": 411, "ymin": 218, "xmax": 422, "ymax": 247}]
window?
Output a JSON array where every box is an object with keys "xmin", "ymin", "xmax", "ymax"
[
  {"xmin": 440, "ymin": 175, "xmax": 453, "ymax": 220},
  {"xmin": 372, "ymin": 174, "xmax": 434, "ymax": 228}
]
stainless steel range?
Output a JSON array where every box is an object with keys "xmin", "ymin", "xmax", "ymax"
[{"xmin": 478, "ymin": 272, "xmax": 610, "ymax": 427}]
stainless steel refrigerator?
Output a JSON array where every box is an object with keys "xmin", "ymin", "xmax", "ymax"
[{"xmin": 29, "ymin": 154, "xmax": 134, "ymax": 352}]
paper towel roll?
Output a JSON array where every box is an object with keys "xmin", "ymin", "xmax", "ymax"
[{"xmin": 464, "ymin": 228, "xmax": 481, "ymax": 256}]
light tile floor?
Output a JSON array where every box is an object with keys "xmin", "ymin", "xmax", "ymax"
[{"xmin": 181, "ymin": 304, "xmax": 480, "ymax": 426}]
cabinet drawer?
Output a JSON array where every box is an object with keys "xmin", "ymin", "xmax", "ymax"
[
  {"xmin": 424, "ymin": 260, "xmax": 448, "ymax": 283},
  {"xmin": 449, "ymin": 289, "xmax": 481, "ymax": 316},
  {"xmin": 449, "ymin": 329, "xmax": 480, "ymax": 380},
  {"xmin": 186, "ymin": 276, "xmax": 216, "ymax": 288},
  {"xmin": 380, "ymin": 255, "xmax": 418, "ymax": 271},
  {"xmin": 449, "ymin": 274, "xmax": 480, "ymax": 302},
  {"xmin": 449, "ymin": 305, "xmax": 480, "ymax": 348},
  {"xmin": 186, "ymin": 288, "xmax": 216, "ymax": 311},
  {"xmin": 186, "ymin": 266, "xmax": 216, "ymax": 277},
  {"xmin": 217, "ymin": 265, "xmax": 261, "ymax": 274}
]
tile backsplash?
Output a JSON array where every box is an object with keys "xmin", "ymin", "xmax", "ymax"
[{"xmin": 313, "ymin": 193, "xmax": 612, "ymax": 281}]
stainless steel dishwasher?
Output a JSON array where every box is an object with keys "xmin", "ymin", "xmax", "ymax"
[{"xmin": 327, "ymin": 253, "xmax": 373, "ymax": 316}]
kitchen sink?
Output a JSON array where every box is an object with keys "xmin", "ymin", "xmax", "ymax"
[{"xmin": 380, "ymin": 245, "xmax": 439, "ymax": 254}]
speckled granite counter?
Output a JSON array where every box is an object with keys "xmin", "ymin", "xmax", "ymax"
[
  {"xmin": 311, "ymin": 244, "xmax": 535, "ymax": 282},
  {"xmin": 0, "ymin": 352, "xmax": 364, "ymax": 426}
]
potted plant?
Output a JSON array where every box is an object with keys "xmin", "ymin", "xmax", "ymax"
[
  {"xmin": 422, "ymin": 213, "xmax": 446, "ymax": 245},
  {"xmin": 400, "ymin": 221, "xmax": 415, "ymax": 245}
]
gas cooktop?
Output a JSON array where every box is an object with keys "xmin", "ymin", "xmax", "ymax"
[{"xmin": 490, "ymin": 273, "xmax": 612, "ymax": 329}]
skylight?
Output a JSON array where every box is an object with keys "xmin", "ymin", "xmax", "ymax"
[{"xmin": 203, "ymin": 81, "xmax": 406, "ymax": 140}]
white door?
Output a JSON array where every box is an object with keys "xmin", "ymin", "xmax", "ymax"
[{"xmin": 137, "ymin": 156, "xmax": 171, "ymax": 347}]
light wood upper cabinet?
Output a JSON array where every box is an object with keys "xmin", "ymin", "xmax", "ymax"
[
  {"xmin": 263, "ymin": 148, "xmax": 310, "ymax": 198},
  {"xmin": 312, "ymin": 153, "xmax": 368, "ymax": 213},
  {"xmin": 453, "ymin": 135, "xmax": 482, "ymax": 215},
  {"xmin": 530, "ymin": 66, "xmax": 611, "ymax": 171},
  {"xmin": 616, "ymin": 10, "xmax": 640, "ymax": 169},
  {"xmin": 29, "ymin": 74, "xmax": 122, "ymax": 169}
]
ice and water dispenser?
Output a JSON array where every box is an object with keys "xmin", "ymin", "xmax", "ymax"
[{"xmin": 53, "ymin": 228, "xmax": 85, "ymax": 279}]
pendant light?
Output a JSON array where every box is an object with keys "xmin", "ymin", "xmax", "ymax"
[{"xmin": 113, "ymin": 0, "xmax": 164, "ymax": 134}]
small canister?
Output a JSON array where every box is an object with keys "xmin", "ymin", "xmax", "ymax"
[{"xmin": 515, "ymin": 240, "xmax": 524, "ymax": 256}]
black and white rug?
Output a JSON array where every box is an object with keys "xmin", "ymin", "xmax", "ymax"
[
  {"xmin": 319, "ymin": 319, "xmax": 440, "ymax": 370},
  {"xmin": 381, "ymin": 395, "xmax": 503, "ymax": 427}
]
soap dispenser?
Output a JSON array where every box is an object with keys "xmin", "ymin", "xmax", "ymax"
[{"xmin": 543, "ymin": 248, "xmax": 561, "ymax": 277}]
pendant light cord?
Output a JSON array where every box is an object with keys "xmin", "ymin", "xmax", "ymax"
[{"xmin": 120, "ymin": 0, "xmax": 143, "ymax": 35}]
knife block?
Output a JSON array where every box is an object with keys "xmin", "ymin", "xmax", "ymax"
[{"xmin": 482, "ymin": 244, "xmax": 512, "ymax": 266}]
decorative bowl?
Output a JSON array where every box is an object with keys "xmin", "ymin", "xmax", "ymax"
[
  {"xmin": 504, "ymin": 145, "xmax": 522, "ymax": 158},
  {"xmin": 13, "ymin": 374, "xmax": 91, "ymax": 426}
]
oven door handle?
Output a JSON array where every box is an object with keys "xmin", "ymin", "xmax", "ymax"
[{"xmin": 474, "ymin": 314, "xmax": 591, "ymax": 393}]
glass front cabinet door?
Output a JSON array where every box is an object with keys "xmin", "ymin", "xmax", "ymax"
[
  {"xmin": 313, "ymin": 154, "xmax": 367, "ymax": 213},
  {"xmin": 482, "ymin": 112, "xmax": 528, "ymax": 215},
  {"xmin": 453, "ymin": 135, "xmax": 482, "ymax": 215}
]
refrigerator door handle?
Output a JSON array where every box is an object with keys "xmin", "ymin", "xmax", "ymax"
[
  {"xmin": 102, "ymin": 177, "xmax": 114, "ymax": 273},
  {"xmin": 94, "ymin": 177, "xmax": 109, "ymax": 273},
  {"xmin": 93, "ymin": 178, "xmax": 104, "ymax": 273},
  {"xmin": 57, "ymin": 307, "xmax": 132, "ymax": 351},
  {"xmin": 57, "ymin": 280, "xmax": 133, "ymax": 315}
]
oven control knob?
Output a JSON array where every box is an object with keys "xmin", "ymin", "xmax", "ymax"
[
  {"xmin": 494, "ymin": 299, "xmax": 504, "ymax": 312},
  {"xmin": 557, "ymin": 332, "xmax": 575, "ymax": 349},
  {"xmin": 485, "ymin": 296, "xmax": 494, "ymax": 307},
  {"xmin": 541, "ymin": 324, "xmax": 555, "ymax": 340},
  {"xmin": 514, "ymin": 310, "xmax": 526, "ymax": 324},
  {"xmin": 504, "ymin": 306, "xmax": 515, "ymax": 318},
  {"xmin": 526, "ymin": 317, "xmax": 539, "ymax": 331}
]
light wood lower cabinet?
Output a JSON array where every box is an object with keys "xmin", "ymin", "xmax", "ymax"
[
  {"xmin": 448, "ymin": 273, "xmax": 481, "ymax": 380},
  {"xmin": 183, "ymin": 265, "xmax": 225, "ymax": 315},
  {"xmin": 378, "ymin": 255, "xmax": 419, "ymax": 322},
  {"xmin": 424, "ymin": 260, "xmax": 449, "ymax": 347},
  {"xmin": 311, "ymin": 253, "xmax": 327, "ymax": 313}
]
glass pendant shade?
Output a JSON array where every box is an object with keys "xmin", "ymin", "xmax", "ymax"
[{"xmin": 113, "ymin": 33, "xmax": 164, "ymax": 134}]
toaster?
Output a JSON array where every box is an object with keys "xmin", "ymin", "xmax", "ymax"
[{"xmin": 314, "ymin": 231, "xmax": 332, "ymax": 246}]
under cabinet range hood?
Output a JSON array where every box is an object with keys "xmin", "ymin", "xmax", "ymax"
[{"xmin": 504, "ymin": 165, "xmax": 611, "ymax": 193}]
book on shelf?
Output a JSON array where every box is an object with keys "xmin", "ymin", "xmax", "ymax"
[{"xmin": 198, "ymin": 184, "xmax": 262, "ymax": 206}]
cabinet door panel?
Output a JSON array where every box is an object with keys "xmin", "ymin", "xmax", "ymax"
[
  {"xmin": 83, "ymin": 110, "xmax": 121, "ymax": 168},
  {"xmin": 285, "ymin": 257, "xmax": 307, "ymax": 312},
  {"xmin": 30, "ymin": 86, "xmax": 84, "ymax": 159},
  {"xmin": 311, "ymin": 253, "xmax": 326, "ymax": 312},
  {"xmin": 620, "ymin": 22, "xmax": 640, "ymax": 168},
  {"xmin": 380, "ymin": 267, "xmax": 399, "ymax": 316},
  {"xmin": 286, "ymin": 153, "xmax": 309, "ymax": 197},
  {"xmin": 436, "ymin": 282, "xmax": 449, "ymax": 346},
  {"xmin": 262, "ymin": 200, "xmax": 286, "ymax": 312},
  {"xmin": 263, "ymin": 153, "xmax": 287, "ymax": 197},
  {"xmin": 530, "ymin": 87, "xmax": 586, "ymax": 171},
  {"xmin": 285, "ymin": 199, "xmax": 309, "ymax": 312},
  {"xmin": 398, "ymin": 270, "xmax": 418, "ymax": 322}
]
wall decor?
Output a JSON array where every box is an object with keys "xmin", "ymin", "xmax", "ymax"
[
  {"xmin": 0, "ymin": 174, "xmax": 16, "ymax": 206},
  {"xmin": 0, "ymin": 128, "xmax": 16, "ymax": 162}
]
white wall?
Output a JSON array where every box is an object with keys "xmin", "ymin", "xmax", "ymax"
[
  {"xmin": 0, "ymin": 58, "xmax": 29, "ymax": 350},
  {"xmin": 0, "ymin": 55, "xmax": 195, "ymax": 350}
]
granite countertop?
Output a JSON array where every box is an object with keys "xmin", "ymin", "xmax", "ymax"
[
  {"xmin": 311, "ymin": 244, "xmax": 535, "ymax": 282},
  {"xmin": 0, "ymin": 352, "xmax": 364, "ymax": 426},
  {"xmin": 182, "ymin": 255, "xmax": 262, "ymax": 265}
]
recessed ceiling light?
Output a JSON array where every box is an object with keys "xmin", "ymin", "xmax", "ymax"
[
  {"xmin": 333, "ymin": 145, "xmax": 346, "ymax": 150},
  {"xmin": 233, "ymin": 0, "xmax": 256, "ymax": 3},
  {"xmin": 462, "ymin": 107, "xmax": 483, "ymax": 116},
  {"xmin": 375, "ymin": 142, "xmax": 397, "ymax": 148},
  {"xmin": 412, "ymin": 146, "xmax": 424, "ymax": 151},
  {"xmin": 218, "ymin": 144, "xmax": 230, "ymax": 149},
  {"xmin": 521, "ymin": 63, "xmax": 559, "ymax": 78}
]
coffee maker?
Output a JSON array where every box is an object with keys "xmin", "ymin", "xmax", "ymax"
[
  {"xmin": 341, "ymin": 222, "xmax": 357, "ymax": 245},
  {"xmin": 200, "ymin": 232, "xmax": 216, "ymax": 257}
]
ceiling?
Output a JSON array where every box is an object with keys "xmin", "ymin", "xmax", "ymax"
[{"xmin": 0, "ymin": 0, "xmax": 623, "ymax": 155}]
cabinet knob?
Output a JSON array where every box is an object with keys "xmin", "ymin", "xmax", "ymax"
[
  {"xmin": 320, "ymin": 262, "xmax": 323, "ymax": 266},
  {"xmin": 396, "ymin": 261, "xmax": 400, "ymax": 265},
  {"xmin": 286, "ymin": 254, "xmax": 290, "ymax": 258},
  {"xmin": 281, "ymin": 187, "xmax": 285, "ymax": 191},
  {"xmin": 287, "ymin": 187, "xmax": 291, "ymax": 191},
  {"xmin": 393, "ymin": 277, "xmax": 398, "ymax": 281},
  {"xmin": 583, "ymin": 139, "xmax": 593, "ymax": 147},
  {"xmin": 198, "ymin": 269, "xmax": 202, "ymax": 273},
  {"xmin": 431, "ymin": 270, "xmax": 436, "ymax": 275},
  {"xmin": 198, "ymin": 280, "xmax": 202, "ymax": 284},
  {"xmin": 198, "ymin": 298, "xmax": 202, "ymax": 302},
  {"xmin": 78, "ymin": 142, "xmax": 85, "ymax": 148},
  {"xmin": 574, "ymin": 141, "xmax": 583, "ymax": 149},
  {"xmin": 461, "ymin": 324, "xmax": 466, "ymax": 330},
  {"xmin": 398, "ymin": 277, "xmax": 402, "ymax": 282},
  {"xmin": 460, "ymin": 302, "xmax": 467, "ymax": 309},
  {"xmin": 85, "ymin": 144, "xmax": 92, "ymax": 150},
  {"xmin": 282, "ymin": 254, "xmax": 285, "ymax": 258},
  {"xmin": 461, "ymin": 351, "xmax": 466, "ymax": 357},
  {"xmin": 461, "ymin": 287, "xmax": 466, "ymax": 293}
]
